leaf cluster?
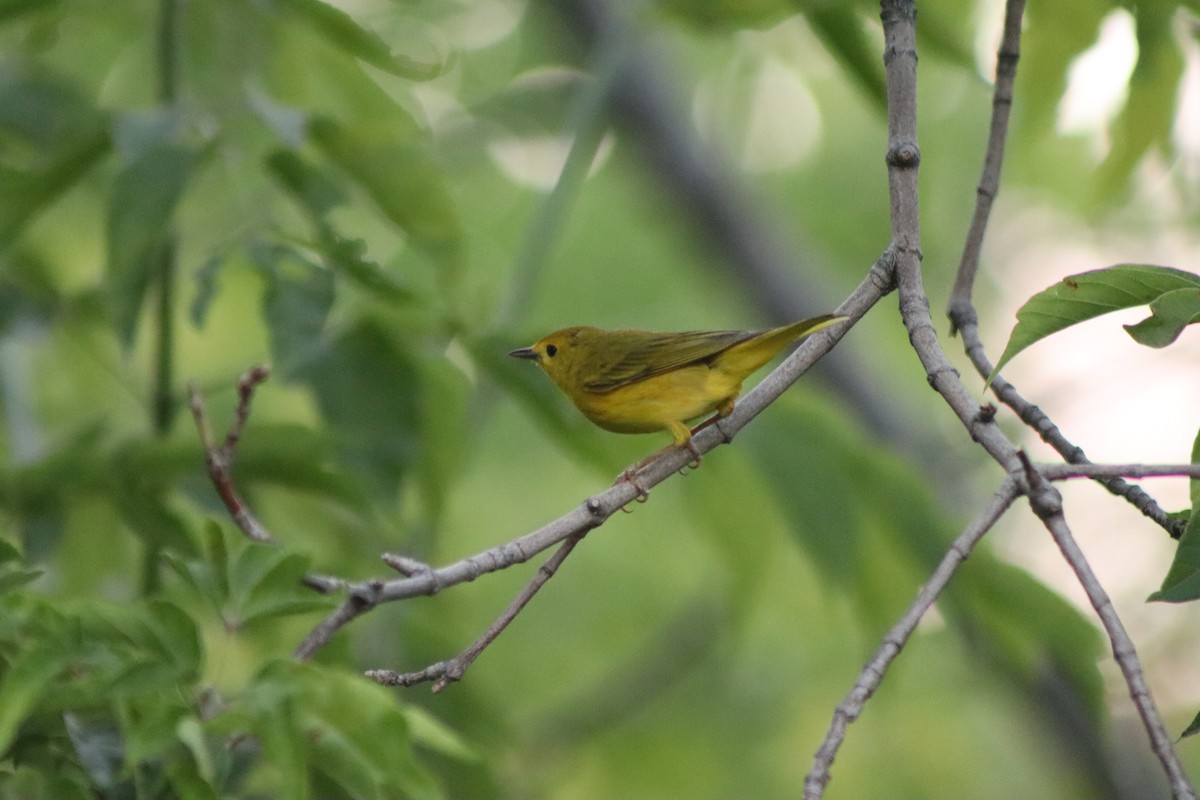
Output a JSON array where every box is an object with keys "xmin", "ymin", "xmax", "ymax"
[{"xmin": 0, "ymin": 529, "xmax": 470, "ymax": 798}]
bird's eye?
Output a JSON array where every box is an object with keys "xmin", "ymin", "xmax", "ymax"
[{"xmin": 546, "ymin": 344, "xmax": 558, "ymax": 357}]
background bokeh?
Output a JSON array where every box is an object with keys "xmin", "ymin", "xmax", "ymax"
[{"xmin": 1, "ymin": 0, "xmax": 1199, "ymax": 797}]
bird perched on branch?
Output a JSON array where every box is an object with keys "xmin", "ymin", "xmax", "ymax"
[{"xmin": 509, "ymin": 315, "xmax": 845, "ymax": 458}]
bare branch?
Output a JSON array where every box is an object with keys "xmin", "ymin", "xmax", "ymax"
[
  {"xmin": 963, "ymin": 328, "xmax": 1184, "ymax": 537},
  {"xmin": 381, "ymin": 553, "xmax": 433, "ymax": 577},
  {"xmin": 948, "ymin": 0, "xmax": 1025, "ymax": 321},
  {"xmin": 187, "ymin": 365, "xmax": 274, "ymax": 543},
  {"xmin": 804, "ymin": 478, "xmax": 1021, "ymax": 800},
  {"xmin": 368, "ymin": 531, "xmax": 587, "ymax": 692},
  {"xmin": 1041, "ymin": 463, "xmax": 1200, "ymax": 481},
  {"xmin": 1018, "ymin": 453, "xmax": 1197, "ymax": 800},
  {"xmin": 882, "ymin": 1, "xmax": 1018, "ymax": 468}
]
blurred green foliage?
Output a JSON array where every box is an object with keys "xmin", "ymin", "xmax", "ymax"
[{"xmin": 0, "ymin": 0, "xmax": 1197, "ymax": 797}]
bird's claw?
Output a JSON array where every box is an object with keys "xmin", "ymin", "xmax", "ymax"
[
  {"xmin": 615, "ymin": 468, "xmax": 651, "ymax": 512},
  {"xmin": 681, "ymin": 440, "xmax": 702, "ymax": 471}
]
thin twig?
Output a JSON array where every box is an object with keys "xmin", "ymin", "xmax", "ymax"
[
  {"xmin": 947, "ymin": 0, "xmax": 1025, "ymax": 321},
  {"xmin": 301, "ymin": 573, "xmax": 348, "ymax": 593},
  {"xmin": 961, "ymin": 324, "xmax": 1184, "ymax": 537},
  {"xmin": 883, "ymin": 0, "xmax": 1018, "ymax": 469},
  {"xmin": 187, "ymin": 365, "xmax": 274, "ymax": 542},
  {"xmin": 368, "ymin": 532, "xmax": 588, "ymax": 692},
  {"xmin": 1041, "ymin": 463, "xmax": 1200, "ymax": 481},
  {"xmin": 804, "ymin": 479, "xmax": 1021, "ymax": 799},
  {"xmin": 1018, "ymin": 453, "xmax": 1197, "ymax": 800}
]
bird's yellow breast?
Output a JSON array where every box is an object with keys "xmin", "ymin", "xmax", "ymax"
[{"xmin": 570, "ymin": 363, "xmax": 742, "ymax": 434}]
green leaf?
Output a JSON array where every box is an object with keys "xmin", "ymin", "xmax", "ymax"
[
  {"xmin": 222, "ymin": 660, "xmax": 444, "ymax": 799},
  {"xmin": 227, "ymin": 541, "xmax": 291, "ymax": 603},
  {"xmin": 401, "ymin": 705, "xmax": 478, "ymax": 763},
  {"xmin": 0, "ymin": 0, "xmax": 62, "ymax": 24},
  {"xmin": 0, "ymin": 537, "xmax": 42, "ymax": 595},
  {"xmin": 0, "ymin": 131, "xmax": 110, "ymax": 245},
  {"xmin": 265, "ymin": 151, "xmax": 414, "ymax": 302},
  {"xmin": 64, "ymin": 714, "xmax": 125, "ymax": 793},
  {"xmin": 411, "ymin": 352, "xmax": 471, "ymax": 522},
  {"xmin": 308, "ymin": 723, "xmax": 384, "ymax": 799},
  {"xmin": 1123, "ymin": 287, "xmax": 1200, "ymax": 348},
  {"xmin": 110, "ymin": 438, "xmax": 199, "ymax": 553},
  {"xmin": 743, "ymin": 395, "xmax": 874, "ymax": 592},
  {"xmin": 0, "ymin": 66, "xmax": 110, "ymax": 245},
  {"xmin": 1016, "ymin": 0, "xmax": 1114, "ymax": 141},
  {"xmin": 146, "ymin": 600, "xmax": 204, "ymax": 678},
  {"xmin": 121, "ymin": 701, "xmax": 189, "ymax": 772},
  {"xmin": 1181, "ymin": 708, "xmax": 1200, "ymax": 739},
  {"xmin": 164, "ymin": 753, "xmax": 224, "ymax": 800},
  {"xmin": 174, "ymin": 716, "xmax": 216, "ymax": 786},
  {"xmin": 266, "ymin": 149, "xmax": 345, "ymax": 216},
  {"xmin": 292, "ymin": 320, "xmax": 422, "ymax": 495},
  {"xmin": 238, "ymin": 552, "xmax": 329, "ymax": 629},
  {"xmin": 991, "ymin": 264, "xmax": 1200, "ymax": 379},
  {"xmin": 953, "ymin": 557, "xmax": 1105, "ymax": 716},
  {"xmin": 162, "ymin": 523, "xmax": 231, "ymax": 617},
  {"xmin": 0, "ymin": 567, "xmax": 42, "ymax": 594},
  {"xmin": 231, "ymin": 662, "xmax": 309, "ymax": 800},
  {"xmin": 806, "ymin": 6, "xmax": 886, "ymax": 108},
  {"xmin": 0, "ymin": 645, "xmax": 65, "ymax": 754},
  {"xmin": 255, "ymin": 243, "xmax": 336, "ymax": 372},
  {"xmin": 106, "ymin": 143, "xmax": 198, "ymax": 346},
  {"xmin": 1095, "ymin": 5, "xmax": 1182, "ymax": 200},
  {"xmin": 1191, "ymin": 425, "xmax": 1200, "ymax": 509},
  {"xmin": 277, "ymin": 0, "xmax": 446, "ymax": 81},
  {"xmin": 295, "ymin": 664, "xmax": 441, "ymax": 800},
  {"xmin": 218, "ymin": 537, "xmax": 328, "ymax": 631},
  {"xmin": 189, "ymin": 250, "xmax": 224, "ymax": 327},
  {"xmin": 247, "ymin": 86, "xmax": 309, "ymax": 148},
  {"xmin": 309, "ymin": 116, "xmax": 463, "ymax": 273},
  {"xmin": 1149, "ymin": 504, "xmax": 1200, "ymax": 603},
  {"xmin": 205, "ymin": 517, "xmax": 231, "ymax": 598},
  {"xmin": 0, "ymin": 538, "xmax": 21, "ymax": 564},
  {"xmin": 234, "ymin": 422, "xmax": 370, "ymax": 511}
]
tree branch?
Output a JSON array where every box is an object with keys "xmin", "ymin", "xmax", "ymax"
[
  {"xmin": 367, "ymin": 531, "xmax": 587, "ymax": 691},
  {"xmin": 962, "ymin": 327, "xmax": 1184, "ymax": 536},
  {"xmin": 187, "ymin": 366, "xmax": 274, "ymax": 543},
  {"xmin": 804, "ymin": 478, "xmax": 1022, "ymax": 799},
  {"xmin": 1018, "ymin": 453, "xmax": 1197, "ymax": 800},
  {"xmin": 947, "ymin": 0, "xmax": 1024, "ymax": 320},
  {"xmin": 1040, "ymin": 463, "xmax": 1200, "ymax": 481}
]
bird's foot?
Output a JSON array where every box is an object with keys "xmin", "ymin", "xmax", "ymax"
[
  {"xmin": 678, "ymin": 439, "xmax": 702, "ymax": 472},
  {"xmin": 614, "ymin": 466, "xmax": 651, "ymax": 512}
]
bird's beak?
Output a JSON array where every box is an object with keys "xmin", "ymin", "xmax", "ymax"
[{"xmin": 508, "ymin": 347, "xmax": 538, "ymax": 360}]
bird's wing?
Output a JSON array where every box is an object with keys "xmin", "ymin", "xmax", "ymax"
[{"xmin": 583, "ymin": 329, "xmax": 757, "ymax": 392}]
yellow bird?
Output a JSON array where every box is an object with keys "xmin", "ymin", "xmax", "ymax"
[{"xmin": 509, "ymin": 315, "xmax": 844, "ymax": 454}]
